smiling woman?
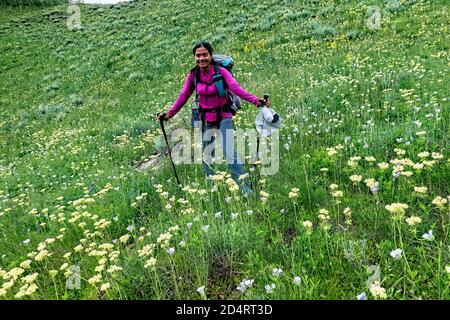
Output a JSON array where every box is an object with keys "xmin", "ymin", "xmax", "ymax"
[{"xmin": 157, "ymin": 41, "xmax": 270, "ymax": 195}]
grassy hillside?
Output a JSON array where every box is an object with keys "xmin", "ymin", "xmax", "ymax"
[{"xmin": 0, "ymin": 0, "xmax": 449, "ymax": 299}]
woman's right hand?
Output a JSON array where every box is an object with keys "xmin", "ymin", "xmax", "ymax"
[{"xmin": 157, "ymin": 113, "xmax": 170, "ymax": 121}]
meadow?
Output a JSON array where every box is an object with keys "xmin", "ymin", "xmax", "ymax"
[{"xmin": 0, "ymin": 0, "xmax": 448, "ymax": 299}]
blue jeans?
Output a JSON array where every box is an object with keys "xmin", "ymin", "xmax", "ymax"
[{"xmin": 202, "ymin": 118, "xmax": 250, "ymax": 193}]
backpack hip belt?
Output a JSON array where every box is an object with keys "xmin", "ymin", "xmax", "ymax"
[{"xmin": 198, "ymin": 103, "xmax": 232, "ymax": 129}]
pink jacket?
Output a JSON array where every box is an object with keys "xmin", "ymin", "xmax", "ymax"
[{"xmin": 167, "ymin": 65, "xmax": 260, "ymax": 122}]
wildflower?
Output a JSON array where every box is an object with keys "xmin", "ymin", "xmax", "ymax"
[
  {"xmin": 126, "ymin": 225, "xmax": 134, "ymax": 232},
  {"xmin": 237, "ymin": 279, "xmax": 254, "ymax": 293},
  {"xmin": 364, "ymin": 178, "xmax": 376, "ymax": 188},
  {"xmin": 7, "ymin": 268, "xmax": 25, "ymax": 280},
  {"xmin": 289, "ymin": 192, "xmax": 298, "ymax": 200},
  {"xmin": 445, "ymin": 266, "xmax": 450, "ymax": 274},
  {"xmin": 246, "ymin": 210, "xmax": 254, "ymax": 215},
  {"xmin": 432, "ymin": 196, "xmax": 447, "ymax": 209},
  {"xmin": 400, "ymin": 171, "xmax": 413, "ymax": 177},
  {"xmin": 431, "ymin": 152, "xmax": 443, "ymax": 160},
  {"xmin": 265, "ymin": 283, "xmax": 276, "ymax": 293},
  {"xmin": 22, "ymin": 239, "xmax": 30, "ymax": 245},
  {"xmin": 167, "ymin": 247, "xmax": 175, "ymax": 256},
  {"xmin": 231, "ymin": 212, "xmax": 239, "ymax": 220},
  {"xmin": 385, "ymin": 203, "xmax": 408, "ymax": 218},
  {"xmin": 168, "ymin": 225, "xmax": 180, "ymax": 233},
  {"xmin": 19, "ymin": 260, "xmax": 32, "ymax": 269},
  {"xmin": 214, "ymin": 211, "xmax": 222, "ymax": 218},
  {"xmin": 260, "ymin": 191, "xmax": 269, "ymax": 198},
  {"xmin": 34, "ymin": 249, "xmax": 49, "ymax": 262},
  {"xmin": 107, "ymin": 265, "xmax": 123, "ymax": 273},
  {"xmin": 94, "ymin": 264, "xmax": 105, "ymax": 273},
  {"xmin": 350, "ymin": 175, "xmax": 362, "ymax": 183},
  {"xmin": 2, "ymin": 280, "xmax": 14, "ymax": 290},
  {"xmin": 197, "ymin": 286, "xmax": 205, "ymax": 296},
  {"xmin": 144, "ymin": 257, "xmax": 157, "ymax": 269},
  {"xmin": 332, "ymin": 190, "xmax": 343, "ymax": 198},
  {"xmin": 138, "ymin": 244, "xmax": 155, "ymax": 257},
  {"xmin": 25, "ymin": 283, "xmax": 38, "ymax": 295},
  {"xmin": 88, "ymin": 274, "xmax": 102, "ymax": 285},
  {"xmin": 318, "ymin": 209, "xmax": 330, "ymax": 223},
  {"xmin": 414, "ymin": 186, "xmax": 428, "ymax": 194},
  {"xmin": 329, "ymin": 184, "xmax": 339, "ymax": 190},
  {"xmin": 417, "ymin": 151, "xmax": 430, "ymax": 158},
  {"xmin": 294, "ymin": 276, "xmax": 301, "ymax": 285},
  {"xmin": 370, "ymin": 182, "xmax": 379, "ymax": 194},
  {"xmin": 303, "ymin": 220, "xmax": 313, "ymax": 229},
  {"xmin": 365, "ymin": 156, "xmax": 376, "ymax": 162},
  {"xmin": 344, "ymin": 207, "xmax": 352, "ymax": 225},
  {"xmin": 422, "ymin": 230, "xmax": 434, "ymax": 241},
  {"xmin": 326, "ymin": 147, "xmax": 337, "ymax": 156},
  {"xmin": 369, "ymin": 281, "xmax": 387, "ymax": 299},
  {"xmin": 272, "ymin": 268, "xmax": 283, "ymax": 276},
  {"xmin": 416, "ymin": 131, "xmax": 426, "ymax": 136},
  {"xmin": 186, "ymin": 223, "xmax": 192, "ymax": 229},
  {"xmin": 49, "ymin": 270, "xmax": 58, "ymax": 277},
  {"xmin": 119, "ymin": 234, "xmax": 130, "ymax": 244},
  {"xmin": 44, "ymin": 238, "xmax": 55, "ymax": 245},
  {"xmin": 179, "ymin": 240, "xmax": 186, "ymax": 247},
  {"xmin": 238, "ymin": 173, "xmax": 249, "ymax": 181},
  {"xmin": 201, "ymin": 225, "xmax": 209, "ymax": 232},
  {"xmin": 357, "ymin": 292, "xmax": 367, "ymax": 300},
  {"xmin": 100, "ymin": 283, "xmax": 111, "ymax": 291},
  {"xmin": 378, "ymin": 162, "xmax": 389, "ymax": 170},
  {"xmin": 291, "ymin": 188, "xmax": 300, "ymax": 193},
  {"xmin": 21, "ymin": 273, "xmax": 38, "ymax": 284},
  {"xmin": 405, "ymin": 216, "xmax": 422, "ymax": 226},
  {"xmin": 60, "ymin": 263, "xmax": 69, "ymax": 271},
  {"xmin": 390, "ymin": 248, "xmax": 402, "ymax": 260}
]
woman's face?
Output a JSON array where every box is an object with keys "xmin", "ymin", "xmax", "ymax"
[{"xmin": 194, "ymin": 47, "xmax": 212, "ymax": 69}]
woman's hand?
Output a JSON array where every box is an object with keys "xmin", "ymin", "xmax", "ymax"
[{"xmin": 157, "ymin": 113, "xmax": 170, "ymax": 122}]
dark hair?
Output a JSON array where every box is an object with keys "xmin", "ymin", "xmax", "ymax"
[
  {"xmin": 192, "ymin": 41, "xmax": 213, "ymax": 56},
  {"xmin": 190, "ymin": 41, "xmax": 216, "ymax": 73}
]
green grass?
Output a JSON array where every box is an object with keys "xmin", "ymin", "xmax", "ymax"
[{"xmin": 0, "ymin": 0, "xmax": 449, "ymax": 300}]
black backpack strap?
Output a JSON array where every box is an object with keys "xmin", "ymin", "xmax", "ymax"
[{"xmin": 193, "ymin": 66, "xmax": 200, "ymax": 103}]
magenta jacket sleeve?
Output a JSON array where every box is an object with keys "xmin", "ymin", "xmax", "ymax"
[
  {"xmin": 167, "ymin": 71, "xmax": 195, "ymax": 118},
  {"xmin": 219, "ymin": 67, "xmax": 260, "ymax": 107}
]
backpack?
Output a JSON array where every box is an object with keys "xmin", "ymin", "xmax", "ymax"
[{"xmin": 193, "ymin": 54, "xmax": 242, "ymax": 116}]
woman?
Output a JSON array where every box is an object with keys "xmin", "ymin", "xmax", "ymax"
[{"xmin": 157, "ymin": 41, "xmax": 269, "ymax": 195}]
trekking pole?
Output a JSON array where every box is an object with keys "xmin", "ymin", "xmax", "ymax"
[
  {"xmin": 251, "ymin": 95, "xmax": 270, "ymax": 190},
  {"xmin": 157, "ymin": 113, "xmax": 181, "ymax": 187},
  {"xmin": 256, "ymin": 94, "xmax": 269, "ymax": 160}
]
